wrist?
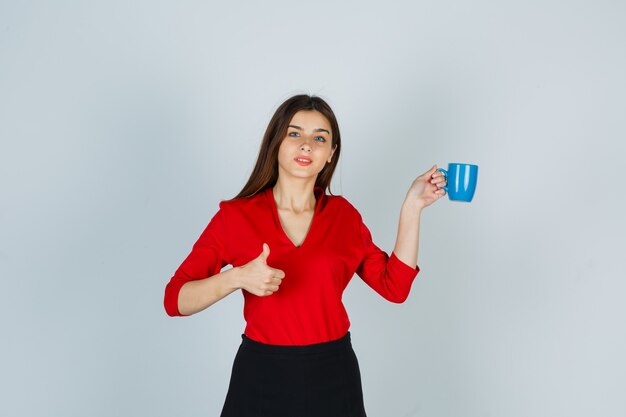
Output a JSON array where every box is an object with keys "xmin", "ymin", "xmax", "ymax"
[
  {"xmin": 224, "ymin": 266, "xmax": 243, "ymax": 291},
  {"xmin": 402, "ymin": 197, "xmax": 425, "ymax": 213}
]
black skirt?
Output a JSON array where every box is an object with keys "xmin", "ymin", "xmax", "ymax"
[{"xmin": 220, "ymin": 332, "xmax": 367, "ymax": 417}]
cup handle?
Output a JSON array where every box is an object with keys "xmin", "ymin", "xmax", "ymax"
[{"xmin": 436, "ymin": 168, "xmax": 448, "ymax": 192}]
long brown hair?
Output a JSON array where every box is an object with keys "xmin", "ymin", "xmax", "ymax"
[{"xmin": 231, "ymin": 94, "xmax": 341, "ymax": 200}]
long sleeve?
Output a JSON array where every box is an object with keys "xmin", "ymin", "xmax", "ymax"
[
  {"xmin": 164, "ymin": 203, "xmax": 230, "ymax": 316},
  {"xmin": 355, "ymin": 216, "xmax": 419, "ymax": 303}
]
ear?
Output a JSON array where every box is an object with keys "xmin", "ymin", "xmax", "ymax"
[{"xmin": 328, "ymin": 145, "xmax": 337, "ymax": 163}]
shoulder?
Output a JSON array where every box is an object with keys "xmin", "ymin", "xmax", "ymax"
[
  {"xmin": 324, "ymin": 193, "xmax": 362, "ymax": 219},
  {"xmin": 217, "ymin": 189, "xmax": 268, "ymax": 214}
]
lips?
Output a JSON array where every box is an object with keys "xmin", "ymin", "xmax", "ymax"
[{"xmin": 294, "ymin": 156, "xmax": 312, "ymax": 166}]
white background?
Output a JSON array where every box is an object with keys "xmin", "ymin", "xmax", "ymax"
[{"xmin": 1, "ymin": 1, "xmax": 625, "ymax": 416}]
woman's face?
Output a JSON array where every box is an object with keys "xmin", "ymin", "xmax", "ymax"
[{"xmin": 276, "ymin": 110, "xmax": 336, "ymax": 182}]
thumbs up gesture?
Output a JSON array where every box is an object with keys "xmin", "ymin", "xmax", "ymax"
[{"xmin": 235, "ymin": 243, "xmax": 286, "ymax": 296}]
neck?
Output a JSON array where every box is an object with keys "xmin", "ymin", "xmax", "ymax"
[{"xmin": 272, "ymin": 177, "xmax": 317, "ymax": 213}]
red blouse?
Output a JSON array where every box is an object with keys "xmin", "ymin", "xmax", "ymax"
[{"xmin": 164, "ymin": 186, "xmax": 419, "ymax": 345}]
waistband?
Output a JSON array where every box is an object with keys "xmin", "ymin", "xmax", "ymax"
[{"xmin": 240, "ymin": 332, "xmax": 352, "ymax": 355}]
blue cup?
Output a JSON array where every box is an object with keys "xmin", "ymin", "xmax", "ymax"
[{"xmin": 437, "ymin": 163, "xmax": 479, "ymax": 202}]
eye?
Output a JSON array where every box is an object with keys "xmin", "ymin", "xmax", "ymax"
[
  {"xmin": 288, "ymin": 131, "xmax": 300, "ymax": 137},
  {"xmin": 315, "ymin": 136, "xmax": 326, "ymax": 143}
]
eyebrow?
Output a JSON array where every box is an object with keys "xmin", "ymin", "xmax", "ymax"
[{"xmin": 288, "ymin": 125, "xmax": 330, "ymax": 135}]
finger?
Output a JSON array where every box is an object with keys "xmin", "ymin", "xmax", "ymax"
[
  {"xmin": 428, "ymin": 185, "xmax": 442, "ymax": 194},
  {"xmin": 420, "ymin": 165, "xmax": 437, "ymax": 180},
  {"xmin": 267, "ymin": 282, "xmax": 281, "ymax": 293},
  {"xmin": 263, "ymin": 284, "xmax": 279, "ymax": 293},
  {"xmin": 258, "ymin": 243, "xmax": 270, "ymax": 263},
  {"xmin": 264, "ymin": 275, "xmax": 283, "ymax": 286},
  {"xmin": 271, "ymin": 268, "xmax": 286, "ymax": 279},
  {"xmin": 267, "ymin": 278, "xmax": 282, "ymax": 288}
]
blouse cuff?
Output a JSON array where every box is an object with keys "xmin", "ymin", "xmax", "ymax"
[
  {"xmin": 389, "ymin": 251, "xmax": 420, "ymax": 279},
  {"xmin": 164, "ymin": 278, "xmax": 191, "ymax": 317}
]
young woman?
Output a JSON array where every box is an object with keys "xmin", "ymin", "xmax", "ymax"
[{"xmin": 164, "ymin": 94, "xmax": 447, "ymax": 417}]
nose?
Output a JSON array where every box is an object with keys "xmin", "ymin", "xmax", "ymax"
[{"xmin": 300, "ymin": 138, "xmax": 312, "ymax": 152}]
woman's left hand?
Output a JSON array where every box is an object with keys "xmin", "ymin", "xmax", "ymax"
[{"xmin": 406, "ymin": 165, "xmax": 447, "ymax": 209}]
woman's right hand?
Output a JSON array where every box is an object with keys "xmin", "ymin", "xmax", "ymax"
[{"xmin": 235, "ymin": 243, "xmax": 285, "ymax": 296}]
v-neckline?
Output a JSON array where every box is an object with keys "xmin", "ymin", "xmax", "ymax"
[{"xmin": 268, "ymin": 186, "xmax": 324, "ymax": 249}]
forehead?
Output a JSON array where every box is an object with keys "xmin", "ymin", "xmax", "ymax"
[{"xmin": 289, "ymin": 110, "xmax": 331, "ymax": 131}]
